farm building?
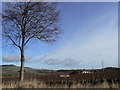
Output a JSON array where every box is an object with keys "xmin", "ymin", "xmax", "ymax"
[
  {"xmin": 82, "ymin": 71, "xmax": 92, "ymax": 74},
  {"xmin": 60, "ymin": 74, "xmax": 70, "ymax": 78}
]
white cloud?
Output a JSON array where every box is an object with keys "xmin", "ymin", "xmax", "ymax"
[
  {"xmin": 32, "ymin": 9, "xmax": 118, "ymax": 68},
  {"xmin": 44, "ymin": 58, "xmax": 81, "ymax": 66},
  {"xmin": 3, "ymin": 55, "xmax": 32, "ymax": 62}
]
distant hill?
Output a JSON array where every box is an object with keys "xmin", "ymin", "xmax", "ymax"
[
  {"xmin": 0, "ymin": 64, "xmax": 16, "ymax": 67},
  {"xmin": 103, "ymin": 67, "xmax": 118, "ymax": 69},
  {"xmin": 1, "ymin": 64, "xmax": 56, "ymax": 78},
  {"xmin": 1, "ymin": 64, "xmax": 56, "ymax": 73},
  {"xmin": 1, "ymin": 64, "xmax": 120, "ymax": 79}
]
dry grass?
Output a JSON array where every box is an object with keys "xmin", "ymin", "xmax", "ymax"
[{"xmin": 2, "ymin": 79, "xmax": 119, "ymax": 88}]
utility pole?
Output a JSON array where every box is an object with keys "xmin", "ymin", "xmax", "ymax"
[{"xmin": 102, "ymin": 60, "xmax": 104, "ymax": 69}]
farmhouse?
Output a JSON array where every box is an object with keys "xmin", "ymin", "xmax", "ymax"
[
  {"xmin": 82, "ymin": 71, "xmax": 92, "ymax": 74},
  {"xmin": 60, "ymin": 74, "xmax": 70, "ymax": 78}
]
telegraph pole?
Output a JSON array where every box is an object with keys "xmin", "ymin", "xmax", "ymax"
[{"xmin": 102, "ymin": 60, "xmax": 104, "ymax": 69}]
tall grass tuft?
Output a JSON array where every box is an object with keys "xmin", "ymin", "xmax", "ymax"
[{"xmin": 2, "ymin": 79, "xmax": 119, "ymax": 88}]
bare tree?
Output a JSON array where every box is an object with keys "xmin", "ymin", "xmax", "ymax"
[{"xmin": 2, "ymin": 2, "xmax": 61, "ymax": 81}]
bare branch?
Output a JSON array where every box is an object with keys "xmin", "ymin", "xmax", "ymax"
[
  {"xmin": 4, "ymin": 32, "xmax": 21, "ymax": 50},
  {"xmin": 2, "ymin": 2, "xmax": 61, "ymax": 48}
]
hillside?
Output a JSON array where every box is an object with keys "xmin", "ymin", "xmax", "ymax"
[
  {"xmin": 1, "ymin": 65, "xmax": 55, "ymax": 78},
  {"xmin": 1, "ymin": 65, "xmax": 120, "ymax": 82}
]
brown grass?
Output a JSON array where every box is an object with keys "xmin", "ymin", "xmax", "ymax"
[{"xmin": 2, "ymin": 79, "xmax": 119, "ymax": 88}]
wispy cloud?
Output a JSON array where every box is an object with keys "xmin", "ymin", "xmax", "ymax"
[
  {"xmin": 30, "ymin": 8, "xmax": 118, "ymax": 68},
  {"xmin": 3, "ymin": 55, "xmax": 32, "ymax": 62},
  {"xmin": 44, "ymin": 58, "xmax": 81, "ymax": 66}
]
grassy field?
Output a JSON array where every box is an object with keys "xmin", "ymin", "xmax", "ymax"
[
  {"xmin": 2, "ymin": 79, "xmax": 120, "ymax": 88},
  {"xmin": 1, "ymin": 65, "xmax": 120, "ymax": 88}
]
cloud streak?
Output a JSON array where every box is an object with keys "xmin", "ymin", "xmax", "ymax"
[
  {"xmin": 31, "ymin": 7, "xmax": 118, "ymax": 68},
  {"xmin": 3, "ymin": 55, "xmax": 32, "ymax": 62},
  {"xmin": 44, "ymin": 58, "xmax": 81, "ymax": 66}
]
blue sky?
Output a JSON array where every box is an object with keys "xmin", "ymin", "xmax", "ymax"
[{"xmin": 2, "ymin": 2, "xmax": 118, "ymax": 70}]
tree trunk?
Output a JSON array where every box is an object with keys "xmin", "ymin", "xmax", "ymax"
[
  {"xmin": 20, "ymin": 28, "xmax": 25, "ymax": 81},
  {"xmin": 19, "ymin": 49, "xmax": 25, "ymax": 81}
]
